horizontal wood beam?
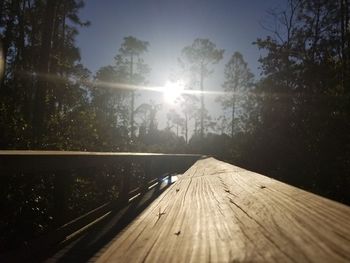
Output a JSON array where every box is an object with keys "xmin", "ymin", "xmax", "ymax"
[
  {"xmin": 1, "ymin": 151, "xmax": 201, "ymax": 261},
  {"xmin": 0, "ymin": 150, "xmax": 203, "ymax": 157},
  {"xmin": 0, "ymin": 150, "xmax": 203, "ymax": 172},
  {"xmin": 96, "ymin": 157, "xmax": 350, "ymax": 263}
]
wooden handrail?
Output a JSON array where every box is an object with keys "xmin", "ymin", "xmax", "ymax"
[
  {"xmin": 0, "ymin": 150, "xmax": 203, "ymax": 172},
  {"xmin": 0, "ymin": 150, "xmax": 203, "ymax": 259},
  {"xmin": 96, "ymin": 157, "xmax": 350, "ymax": 263}
]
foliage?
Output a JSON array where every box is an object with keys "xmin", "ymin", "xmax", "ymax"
[
  {"xmin": 179, "ymin": 38, "xmax": 224, "ymax": 139},
  {"xmin": 248, "ymin": 0, "xmax": 350, "ymax": 203},
  {"xmin": 2, "ymin": 0, "xmax": 350, "ymax": 255},
  {"xmin": 90, "ymin": 66, "xmax": 129, "ymax": 151},
  {"xmin": 217, "ymin": 52, "xmax": 254, "ymax": 137},
  {"xmin": 0, "ymin": 0, "xmax": 91, "ymax": 149},
  {"xmin": 116, "ymin": 36, "xmax": 150, "ymax": 140}
]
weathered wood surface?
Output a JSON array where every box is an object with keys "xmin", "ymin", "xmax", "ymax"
[{"xmin": 96, "ymin": 157, "xmax": 350, "ymax": 263}]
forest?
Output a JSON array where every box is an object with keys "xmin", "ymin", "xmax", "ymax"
[{"xmin": 1, "ymin": 0, "xmax": 350, "ymax": 208}]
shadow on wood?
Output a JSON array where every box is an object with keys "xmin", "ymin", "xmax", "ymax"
[{"xmin": 42, "ymin": 178, "xmax": 172, "ymax": 263}]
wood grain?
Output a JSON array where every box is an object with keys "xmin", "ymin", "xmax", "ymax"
[{"xmin": 96, "ymin": 157, "xmax": 350, "ymax": 263}]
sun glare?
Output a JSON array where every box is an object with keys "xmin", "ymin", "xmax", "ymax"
[{"xmin": 163, "ymin": 80, "xmax": 185, "ymax": 104}]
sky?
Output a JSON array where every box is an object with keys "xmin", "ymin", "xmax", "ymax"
[{"xmin": 76, "ymin": 0, "xmax": 287, "ymax": 131}]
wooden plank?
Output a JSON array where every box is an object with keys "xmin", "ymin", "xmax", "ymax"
[
  {"xmin": 0, "ymin": 150, "xmax": 203, "ymax": 172},
  {"xmin": 0, "ymin": 150, "xmax": 203, "ymax": 157},
  {"xmin": 96, "ymin": 157, "xmax": 350, "ymax": 263}
]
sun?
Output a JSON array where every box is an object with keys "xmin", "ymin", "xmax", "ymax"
[{"xmin": 162, "ymin": 80, "xmax": 185, "ymax": 104}]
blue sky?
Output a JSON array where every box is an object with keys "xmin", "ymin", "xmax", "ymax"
[{"xmin": 76, "ymin": 0, "xmax": 286, "ymax": 130}]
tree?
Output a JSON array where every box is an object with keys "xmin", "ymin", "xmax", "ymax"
[
  {"xmin": 215, "ymin": 115, "xmax": 229, "ymax": 135},
  {"xmin": 217, "ymin": 52, "xmax": 254, "ymax": 137},
  {"xmin": 0, "ymin": 0, "xmax": 101, "ymax": 250},
  {"xmin": 179, "ymin": 38, "xmax": 224, "ymax": 139},
  {"xmin": 0, "ymin": 0, "xmax": 90, "ymax": 149},
  {"xmin": 90, "ymin": 65, "xmax": 129, "ymax": 151},
  {"xmin": 167, "ymin": 109, "xmax": 184, "ymax": 137},
  {"xmin": 116, "ymin": 36, "xmax": 150, "ymax": 141},
  {"xmin": 180, "ymin": 94, "xmax": 198, "ymax": 143},
  {"xmin": 33, "ymin": 0, "xmax": 56, "ymax": 143},
  {"xmin": 252, "ymin": 0, "xmax": 350, "ymax": 203},
  {"xmin": 135, "ymin": 101, "xmax": 161, "ymax": 136}
]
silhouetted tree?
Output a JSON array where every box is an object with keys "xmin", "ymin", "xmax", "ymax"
[
  {"xmin": 116, "ymin": 36, "xmax": 150, "ymax": 141},
  {"xmin": 252, "ymin": 0, "xmax": 350, "ymax": 203},
  {"xmin": 91, "ymin": 66, "xmax": 129, "ymax": 151},
  {"xmin": 167, "ymin": 109, "xmax": 184, "ymax": 137},
  {"xmin": 179, "ymin": 38, "xmax": 224, "ymax": 139},
  {"xmin": 135, "ymin": 101, "xmax": 161, "ymax": 135},
  {"xmin": 215, "ymin": 115, "xmax": 229, "ymax": 135},
  {"xmin": 217, "ymin": 52, "xmax": 254, "ymax": 137},
  {"xmin": 0, "ymin": 0, "xmax": 90, "ymax": 149},
  {"xmin": 180, "ymin": 94, "xmax": 198, "ymax": 143}
]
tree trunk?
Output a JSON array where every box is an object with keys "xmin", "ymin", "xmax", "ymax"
[
  {"xmin": 1, "ymin": 0, "xmax": 17, "ymax": 88},
  {"xmin": 185, "ymin": 113, "xmax": 188, "ymax": 143},
  {"xmin": 130, "ymin": 54, "xmax": 135, "ymax": 141},
  {"xmin": 200, "ymin": 64, "xmax": 204, "ymax": 139},
  {"xmin": 341, "ymin": 0, "xmax": 346, "ymax": 90},
  {"xmin": 15, "ymin": 0, "xmax": 25, "ymax": 66},
  {"xmin": 33, "ymin": 0, "xmax": 56, "ymax": 146},
  {"xmin": 344, "ymin": 0, "xmax": 349, "ymax": 89},
  {"xmin": 231, "ymin": 97, "xmax": 235, "ymax": 138}
]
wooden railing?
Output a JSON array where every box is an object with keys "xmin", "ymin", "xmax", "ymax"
[
  {"xmin": 95, "ymin": 157, "xmax": 350, "ymax": 263},
  {"xmin": 3, "ymin": 153, "xmax": 350, "ymax": 262},
  {"xmin": 0, "ymin": 151, "xmax": 203, "ymax": 258}
]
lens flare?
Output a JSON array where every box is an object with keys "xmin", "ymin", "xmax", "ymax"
[{"xmin": 162, "ymin": 80, "xmax": 185, "ymax": 104}]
